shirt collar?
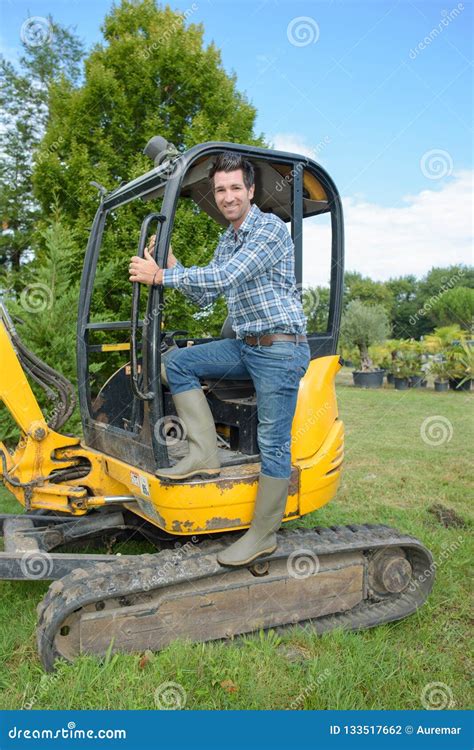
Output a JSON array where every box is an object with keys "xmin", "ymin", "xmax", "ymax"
[{"xmin": 224, "ymin": 203, "xmax": 260, "ymax": 241}]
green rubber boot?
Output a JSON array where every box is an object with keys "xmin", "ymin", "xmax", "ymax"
[
  {"xmin": 217, "ymin": 474, "xmax": 289, "ymax": 567},
  {"xmin": 155, "ymin": 389, "xmax": 221, "ymax": 481}
]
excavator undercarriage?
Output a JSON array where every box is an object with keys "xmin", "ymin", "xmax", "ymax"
[{"xmin": 0, "ymin": 507, "xmax": 433, "ymax": 672}]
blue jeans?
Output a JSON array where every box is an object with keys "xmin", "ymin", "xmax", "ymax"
[{"xmin": 164, "ymin": 338, "xmax": 311, "ymax": 479}]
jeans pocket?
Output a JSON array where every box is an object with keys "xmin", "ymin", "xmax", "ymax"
[{"xmin": 256, "ymin": 342, "xmax": 296, "ymax": 360}]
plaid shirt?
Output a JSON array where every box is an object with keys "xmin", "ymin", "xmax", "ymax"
[{"xmin": 162, "ymin": 204, "xmax": 306, "ymax": 339}]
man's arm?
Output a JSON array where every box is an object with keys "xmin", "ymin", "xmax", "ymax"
[
  {"xmin": 162, "ymin": 222, "xmax": 288, "ymax": 295},
  {"xmin": 168, "ymin": 259, "xmax": 220, "ymax": 308},
  {"xmin": 128, "ymin": 239, "xmax": 221, "ymax": 308}
]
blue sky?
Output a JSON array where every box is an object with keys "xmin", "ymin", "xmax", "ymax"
[{"xmin": 1, "ymin": 0, "xmax": 472, "ymax": 281}]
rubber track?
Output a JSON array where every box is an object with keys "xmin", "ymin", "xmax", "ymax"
[{"xmin": 37, "ymin": 524, "xmax": 434, "ymax": 671}]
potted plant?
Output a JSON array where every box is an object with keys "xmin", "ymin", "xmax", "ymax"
[
  {"xmin": 392, "ymin": 359, "xmax": 411, "ymax": 390},
  {"xmin": 429, "ymin": 358, "xmax": 450, "ymax": 392},
  {"xmin": 380, "ymin": 356, "xmax": 394, "ymax": 384},
  {"xmin": 405, "ymin": 344, "xmax": 427, "ymax": 388},
  {"xmin": 340, "ymin": 301, "xmax": 390, "ymax": 388},
  {"xmin": 447, "ymin": 341, "xmax": 473, "ymax": 391},
  {"xmin": 369, "ymin": 342, "xmax": 392, "ymax": 383},
  {"xmin": 424, "ymin": 325, "xmax": 466, "ymax": 354},
  {"xmin": 390, "ymin": 341, "xmax": 423, "ymax": 390}
]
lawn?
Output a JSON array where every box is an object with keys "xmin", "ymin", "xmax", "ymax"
[{"xmin": 0, "ymin": 373, "xmax": 472, "ymax": 710}]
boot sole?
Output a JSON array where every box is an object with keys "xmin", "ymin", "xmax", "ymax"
[
  {"xmin": 217, "ymin": 544, "xmax": 277, "ymax": 568},
  {"xmin": 156, "ymin": 468, "xmax": 221, "ymax": 483}
]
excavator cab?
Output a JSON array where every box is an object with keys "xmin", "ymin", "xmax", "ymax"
[
  {"xmin": 71, "ymin": 138, "xmax": 347, "ymax": 532},
  {"xmin": 0, "ymin": 139, "xmax": 433, "ymax": 671},
  {"xmin": 80, "ymin": 139, "xmax": 344, "ymax": 475}
]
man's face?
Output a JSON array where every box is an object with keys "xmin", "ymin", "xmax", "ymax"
[{"xmin": 212, "ymin": 169, "xmax": 255, "ymax": 228}]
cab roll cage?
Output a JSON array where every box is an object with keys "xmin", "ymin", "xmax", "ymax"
[{"xmin": 76, "ymin": 141, "xmax": 344, "ymax": 470}]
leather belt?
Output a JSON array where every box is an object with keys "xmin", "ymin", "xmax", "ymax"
[{"xmin": 244, "ymin": 333, "xmax": 307, "ymax": 347}]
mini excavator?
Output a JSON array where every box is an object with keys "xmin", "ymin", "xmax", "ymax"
[{"xmin": 0, "ymin": 139, "xmax": 434, "ymax": 671}]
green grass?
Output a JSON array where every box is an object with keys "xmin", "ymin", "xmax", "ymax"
[{"xmin": 0, "ymin": 373, "xmax": 472, "ymax": 710}]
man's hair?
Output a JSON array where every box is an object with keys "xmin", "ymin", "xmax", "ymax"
[{"xmin": 209, "ymin": 152, "xmax": 255, "ymax": 190}]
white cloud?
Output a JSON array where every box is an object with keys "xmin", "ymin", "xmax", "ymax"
[
  {"xmin": 271, "ymin": 132, "xmax": 331, "ymax": 162},
  {"xmin": 302, "ymin": 170, "xmax": 473, "ymax": 286}
]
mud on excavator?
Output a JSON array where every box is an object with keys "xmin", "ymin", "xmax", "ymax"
[{"xmin": 0, "ymin": 139, "xmax": 434, "ymax": 671}]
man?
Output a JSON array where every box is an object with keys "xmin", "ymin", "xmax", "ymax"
[{"xmin": 129, "ymin": 151, "xmax": 310, "ymax": 567}]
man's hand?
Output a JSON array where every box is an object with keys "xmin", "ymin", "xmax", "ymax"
[
  {"xmin": 146, "ymin": 234, "xmax": 178, "ymax": 269},
  {"xmin": 129, "ymin": 249, "xmax": 163, "ymax": 285}
]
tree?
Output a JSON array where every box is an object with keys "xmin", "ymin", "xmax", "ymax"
[
  {"xmin": 385, "ymin": 275, "xmax": 419, "ymax": 339},
  {"xmin": 343, "ymin": 271, "xmax": 394, "ymax": 314},
  {"xmin": 0, "ymin": 215, "xmax": 82, "ymax": 442},
  {"xmin": 414, "ymin": 265, "xmax": 474, "ymax": 336},
  {"xmin": 33, "ymin": 0, "xmax": 263, "ymax": 336},
  {"xmin": 340, "ymin": 300, "xmax": 390, "ymax": 370},
  {"xmin": 0, "ymin": 18, "xmax": 83, "ymax": 270},
  {"xmin": 432, "ymin": 287, "xmax": 474, "ymax": 330},
  {"xmin": 304, "ymin": 285, "xmax": 330, "ymax": 333}
]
